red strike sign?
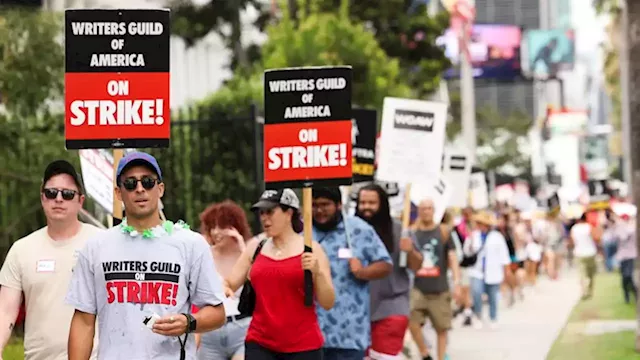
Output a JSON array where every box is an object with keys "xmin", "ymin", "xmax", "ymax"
[
  {"xmin": 264, "ymin": 120, "xmax": 352, "ymax": 183},
  {"xmin": 65, "ymin": 73, "xmax": 170, "ymax": 143}
]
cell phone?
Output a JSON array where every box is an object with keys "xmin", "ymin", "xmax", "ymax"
[{"xmin": 143, "ymin": 313, "xmax": 161, "ymax": 329}]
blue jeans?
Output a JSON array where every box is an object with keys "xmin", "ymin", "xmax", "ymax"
[
  {"xmin": 323, "ymin": 348, "xmax": 364, "ymax": 360},
  {"xmin": 604, "ymin": 241, "xmax": 618, "ymax": 272},
  {"xmin": 471, "ymin": 277, "xmax": 500, "ymax": 321}
]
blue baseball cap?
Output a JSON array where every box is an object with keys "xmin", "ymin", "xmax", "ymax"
[{"xmin": 116, "ymin": 152, "xmax": 162, "ymax": 185}]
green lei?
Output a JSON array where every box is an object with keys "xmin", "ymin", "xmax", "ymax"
[{"xmin": 120, "ymin": 218, "xmax": 190, "ymax": 239}]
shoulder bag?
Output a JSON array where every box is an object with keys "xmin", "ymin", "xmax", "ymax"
[
  {"xmin": 460, "ymin": 235, "xmax": 486, "ymax": 268},
  {"xmin": 237, "ymin": 239, "xmax": 267, "ymax": 316}
]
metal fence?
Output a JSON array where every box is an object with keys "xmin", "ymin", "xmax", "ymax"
[
  {"xmin": 0, "ymin": 104, "xmax": 265, "ymax": 260},
  {"xmin": 148, "ymin": 104, "xmax": 264, "ymax": 233}
]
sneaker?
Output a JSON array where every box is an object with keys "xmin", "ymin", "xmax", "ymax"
[
  {"xmin": 423, "ymin": 356, "xmax": 434, "ymax": 360},
  {"xmin": 473, "ymin": 319, "xmax": 484, "ymax": 330},
  {"xmin": 489, "ymin": 321, "xmax": 498, "ymax": 330},
  {"xmin": 462, "ymin": 315, "xmax": 472, "ymax": 327}
]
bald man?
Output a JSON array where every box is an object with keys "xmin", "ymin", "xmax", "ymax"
[{"xmin": 408, "ymin": 199, "xmax": 461, "ymax": 360}]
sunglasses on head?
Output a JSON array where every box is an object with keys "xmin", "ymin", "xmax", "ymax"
[
  {"xmin": 120, "ymin": 176, "xmax": 160, "ymax": 191},
  {"xmin": 43, "ymin": 188, "xmax": 78, "ymax": 201}
]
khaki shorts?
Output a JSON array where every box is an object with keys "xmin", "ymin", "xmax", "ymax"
[{"xmin": 409, "ymin": 288, "xmax": 452, "ymax": 332}]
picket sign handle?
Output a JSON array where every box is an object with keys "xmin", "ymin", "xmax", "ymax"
[
  {"xmin": 399, "ymin": 183, "xmax": 412, "ymax": 267},
  {"xmin": 302, "ymin": 188, "xmax": 314, "ymax": 307}
]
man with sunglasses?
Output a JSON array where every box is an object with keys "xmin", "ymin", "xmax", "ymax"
[
  {"xmin": 0, "ymin": 160, "xmax": 102, "ymax": 360},
  {"xmin": 66, "ymin": 152, "xmax": 226, "ymax": 360}
]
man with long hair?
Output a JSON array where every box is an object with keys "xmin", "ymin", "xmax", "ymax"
[{"xmin": 356, "ymin": 184, "xmax": 421, "ymax": 359}]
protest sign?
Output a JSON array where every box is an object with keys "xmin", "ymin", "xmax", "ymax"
[
  {"xmin": 79, "ymin": 149, "xmax": 114, "ymax": 213},
  {"xmin": 351, "ymin": 108, "xmax": 377, "ymax": 183},
  {"xmin": 263, "ymin": 66, "xmax": 353, "ymax": 189},
  {"xmin": 587, "ymin": 179, "xmax": 612, "ymax": 210},
  {"xmin": 469, "ymin": 172, "xmax": 489, "ymax": 209},
  {"xmin": 442, "ymin": 145, "xmax": 472, "ymax": 208},
  {"xmin": 64, "ymin": 9, "xmax": 171, "ymax": 149},
  {"xmin": 376, "ymin": 97, "xmax": 447, "ymax": 267},
  {"xmin": 376, "ymin": 97, "xmax": 447, "ymax": 183},
  {"xmin": 410, "ymin": 175, "xmax": 452, "ymax": 224}
]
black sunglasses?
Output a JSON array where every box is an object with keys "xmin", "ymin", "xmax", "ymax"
[
  {"xmin": 43, "ymin": 188, "xmax": 78, "ymax": 201},
  {"xmin": 121, "ymin": 176, "xmax": 160, "ymax": 191}
]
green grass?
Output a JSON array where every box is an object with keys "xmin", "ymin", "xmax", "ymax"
[
  {"xmin": 547, "ymin": 272, "xmax": 638, "ymax": 360},
  {"xmin": 3, "ymin": 337, "xmax": 23, "ymax": 360}
]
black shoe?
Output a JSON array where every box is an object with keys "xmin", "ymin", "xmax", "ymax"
[
  {"xmin": 463, "ymin": 316, "xmax": 472, "ymax": 326},
  {"xmin": 423, "ymin": 356, "xmax": 434, "ymax": 360}
]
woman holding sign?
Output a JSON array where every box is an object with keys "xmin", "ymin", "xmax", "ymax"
[{"xmin": 223, "ymin": 189, "xmax": 335, "ymax": 359}]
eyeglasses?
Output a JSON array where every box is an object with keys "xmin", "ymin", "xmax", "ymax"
[
  {"xmin": 121, "ymin": 176, "xmax": 160, "ymax": 191},
  {"xmin": 43, "ymin": 188, "xmax": 78, "ymax": 201}
]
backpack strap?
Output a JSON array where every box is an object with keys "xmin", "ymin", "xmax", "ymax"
[{"xmin": 251, "ymin": 239, "xmax": 268, "ymax": 263}]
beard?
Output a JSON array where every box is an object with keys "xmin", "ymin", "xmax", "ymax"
[
  {"xmin": 357, "ymin": 208, "xmax": 382, "ymax": 225},
  {"xmin": 313, "ymin": 211, "xmax": 343, "ymax": 232},
  {"xmin": 357, "ymin": 208, "xmax": 394, "ymax": 253}
]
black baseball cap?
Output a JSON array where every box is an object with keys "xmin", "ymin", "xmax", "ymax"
[
  {"xmin": 42, "ymin": 160, "xmax": 83, "ymax": 194},
  {"xmin": 251, "ymin": 189, "xmax": 300, "ymax": 211}
]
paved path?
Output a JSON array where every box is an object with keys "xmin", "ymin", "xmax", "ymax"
[{"xmin": 405, "ymin": 268, "xmax": 582, "ymax": 360}]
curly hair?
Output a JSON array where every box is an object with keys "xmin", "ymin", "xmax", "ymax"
[{"xmin": 199, "ymin": 200, "xmax": 253, "ymax": 241}]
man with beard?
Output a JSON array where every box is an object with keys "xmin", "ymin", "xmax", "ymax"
[
  {"xmin": 312, "ymin": 187, "xmax": 392, "ymax": 360},
  {"xmin": 356, "ymin": 184, "xmax": 422, "ymax": 359}
]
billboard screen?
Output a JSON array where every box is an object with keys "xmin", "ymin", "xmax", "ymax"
[
  {"xmin": 436, "ymin": 24, "xmax": 522, "ymax": 79},
  {"xmin": 521, "ymin": 29, "xmax": 575, "ymax": 79}
]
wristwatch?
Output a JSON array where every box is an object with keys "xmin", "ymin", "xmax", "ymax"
[{"xmin": 182, "ymin": 313, "xmax": 197, "ymax": 333}]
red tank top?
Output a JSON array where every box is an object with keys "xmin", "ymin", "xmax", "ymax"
[{"xmin": 245, "ymin": 253, "xmax": 323, "ymax": 352}]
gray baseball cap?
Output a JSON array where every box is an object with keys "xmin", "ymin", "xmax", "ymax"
[{"xmin": 251, "ymin": 189, "xmax": 300, "ymax": 210}]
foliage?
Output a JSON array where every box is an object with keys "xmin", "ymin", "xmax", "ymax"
[
  {"xmin": 0, "ymin": 9, "xmax": 77, "ymax": 256},
  {"xmin": 259, "ymin": 5, "xmax": 412, "ymax": 110},
  {"xmin": 314, "ymin": 0, "xmax": 451, "ymax": 98},
  {"xmin": 446, "ymin": 92, "xmax": 534, "ymax": 173},
  {"xmin": 170, "ymin": 0, "xmax": 270, "ymax": 69}
]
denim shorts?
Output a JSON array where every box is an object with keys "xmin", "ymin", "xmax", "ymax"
[{"xmin": 198, "ymin": 316, "xmax": 251, "ymax": 360}]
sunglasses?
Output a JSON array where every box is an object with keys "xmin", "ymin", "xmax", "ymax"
[
  {"xmin": 121, "ymin": 176, "xmax": 160, "ymax": 191},
  {"xmin": 43, "ymin": 188, "xmax": 78, "ymax": 201}
]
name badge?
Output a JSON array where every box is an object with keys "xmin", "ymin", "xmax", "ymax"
[
  {"xmin": 338, "ymin": 248, "xmax": 352, "ymax": 259},
  {"xmin": 36, "ymin": 260, "xmax": 56, "ymax": 273}
]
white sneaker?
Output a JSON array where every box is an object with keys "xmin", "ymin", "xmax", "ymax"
[
  {"xmin": 473, "ymin": 319, "xmax": 484, "ymax": 330},
  {"xmin": 489, "ymin": 321, "xmax": 498, "ymax": 330}
]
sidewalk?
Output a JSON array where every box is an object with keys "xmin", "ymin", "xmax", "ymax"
[
  {"xmin": 404, "ymin": 268, "xmax": 582, "ymax": 360},
  {"xmin": 445, "ymin": 268, "xmax": 582, "ymax": 360}
]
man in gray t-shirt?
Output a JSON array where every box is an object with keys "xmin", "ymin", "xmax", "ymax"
[
  {"xmin": 66, "ymin": 152, "xmax": 226, "ymax": 360},
  {"xmin": 408, "ymin": 198, "xmax": 461, "ymax": 360}
]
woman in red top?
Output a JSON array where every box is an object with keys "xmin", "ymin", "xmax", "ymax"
[{"xmin": 224, "ymin": 189, "xmax": 335, "ymax": 360}]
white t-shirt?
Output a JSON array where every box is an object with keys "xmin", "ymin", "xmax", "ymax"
[
  {"xmin": 0, "ymin": 223, "xmax": 102, "ymax": 360},
  {"xmin": 464, "ymin": 230, "xmax": 511, "ymax": 285},
  {"xmin": 571, "ymin": 222, "xmax": 598, "ymax": 258}
]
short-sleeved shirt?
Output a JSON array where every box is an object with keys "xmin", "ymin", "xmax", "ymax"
[
  {"xmin": 314, "ymin": 216, "xmax": 391, "ymax": 351},
  {"xmin": 65, "ymin": 224, "xmax": 225, "ymax": 360},
  {"xmin": 413, "ymin": 226, "xmax": 454, "ymax": 294},
  {"xmin": 0, "ymin": 223, "xmax": 102, "ymax": 360}
]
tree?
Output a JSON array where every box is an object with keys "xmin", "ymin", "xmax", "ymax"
[
  {"xmin": 170, "ymin": 0, "xmax": 270, "ymax": 70},
  {"xmin": 259, "ymin": 3, "xmax": 412, "ymax": 110},
  {"xmin": 446, "ymin": 92, "xmax": 533, "ymax": 173},
  {"xmin": 314, "ymin": 0, "xmax": 451, "ymax": 98},
  {"xmin": 0, "ymin": 8, "xmax": 77, "ymax": 257}
]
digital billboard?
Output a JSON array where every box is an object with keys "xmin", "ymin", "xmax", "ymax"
[
  {"xmin": 521, "ymin": 29, "xmax": 575, "ymax": 79},
  {"xmin": 435, "ymin": 24, "xmax": 522, "ymax": 79}
]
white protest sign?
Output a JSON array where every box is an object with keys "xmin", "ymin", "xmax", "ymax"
[
  {"xmin": 442, "ymin": 144, "xmax": 472, "ymax": 208},
  {"xmin": 376, "ymin": 97, "xmax": 447, "ymax": 183},
  {"xmin": 469, "ymin": 172, "xmax": 489, "ymax": 209},
  {"xmin": 79, "ymin": 149, "xmax": 114, "ymax": 213},
  {"xmin": 410, "ymin": 175, "xmax": 452, "ymax": 224}
]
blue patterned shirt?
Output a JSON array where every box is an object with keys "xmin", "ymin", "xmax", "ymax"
[{"xmin": 314, "ymin": 216, "xmax": 392, "ymax": 350}]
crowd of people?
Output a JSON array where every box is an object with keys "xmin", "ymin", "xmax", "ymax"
[{"xmin": 0, "ymin": 152, "xmax": 636, "ymax": 360}]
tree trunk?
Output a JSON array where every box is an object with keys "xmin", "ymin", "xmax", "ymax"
[
  {"xmin": 625, "ymin": 0, "xmax": 640, "ymax": 352},
  {"xmin": 230, "ymin": 0, "xmax": 248, "ymax": 68},
  {"xmin": 288, "ymin": 0, "xmax": 298, "ymax": 25}
]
